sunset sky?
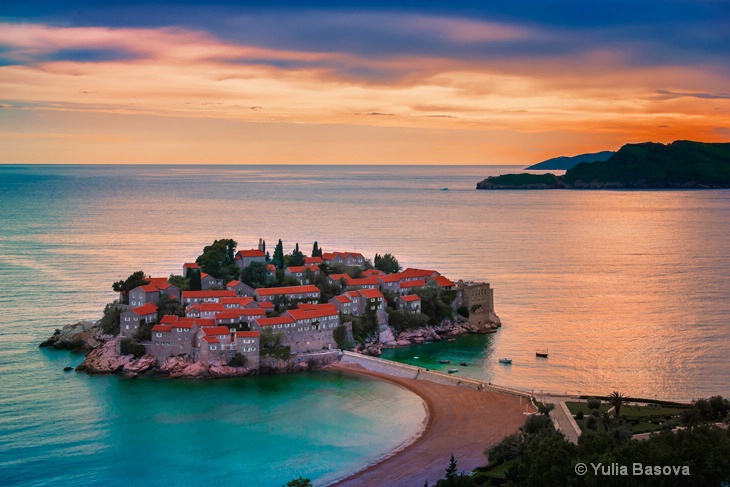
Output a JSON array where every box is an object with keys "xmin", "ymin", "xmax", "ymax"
[{"xmin": 1, "ymin": 0, "xmax": 728, "ymax": 165}]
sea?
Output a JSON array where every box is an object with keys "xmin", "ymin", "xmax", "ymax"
[{"xmin": 1, "ymin": 164, "xmax": 729, "ymax": 486}]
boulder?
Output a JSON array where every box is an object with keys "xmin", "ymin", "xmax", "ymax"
[
  {"xmin": 123, "ymin": 354, "xmax": 156, "ymax": 374},
  {"xmin": 77, "ymin": 337, "xmax": 130, "ymax": 374}
]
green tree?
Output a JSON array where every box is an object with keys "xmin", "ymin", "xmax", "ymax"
[
  {"xmin": 609, "ymin": 390, "xmax": 625, "ymax": 418},
  {"xmin": 157, "ymin": 294, "xmax": 185, "ymax": 321},
  {"xmin": 168, "ymin": 274, "xmax": 190, "ymax": 291},
  {"xmin": 100, "ymin": 301, "xmax": 123, "ymax": 335},
  {"xmin": 288, "ymin": 242, "xmax": 305, "ymax": 266},
  {"xmin": 228, "ymin": 353, "xmax": 247, "ymax": 367},
  {"xmin": 112, "ymin": 270, "xmax": 148, "ymax": 304},
  {"xmin": 374, "ymin": 253, "xmax": 401, "ymax": 273},
  {"xmin": 283, "ymin": 477, "xmax": 312, "ymax": 487},
  {"xmin": 195, "ymin": 238, "xmax": 238, "ymax": 281},
  {"xmin": 311, "ymin": 241, "xmax": 322, "ymax": 257},
  {"xmin": 272, "ymin": 239, "xmax": 285, "ymax": 268},
  {"xmin": 188, "ymin": 268, "xmax": 202, "ymax": 291},
  {"xmin": 241, "ymin": 261, "xmax": 268, "ymax": 288}
]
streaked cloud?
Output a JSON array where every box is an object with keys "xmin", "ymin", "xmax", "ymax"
[{"xmin": 0, "ymin": 1, "xmax": 728, "ymax": 164}]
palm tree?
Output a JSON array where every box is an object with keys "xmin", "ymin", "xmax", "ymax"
[{"xmin": 609, "ymin": 391, "xmax": 625, "ymax": 418}]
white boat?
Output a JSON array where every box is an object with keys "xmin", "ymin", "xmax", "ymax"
[{"xmin": 498, "ymin": 357, "xmax": 512, "ymax": 364}]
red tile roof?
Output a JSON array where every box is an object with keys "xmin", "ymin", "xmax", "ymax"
[
  {"xmin": 257, "ymin": 302, "xmax": 275, "ymax": 310},
  {"xmin": 430, "ymin": 276, "xmax": 455, "ymax": 287},
  {"xmin": 160, "ymin": 315, "xmax": 180, "ymax": 324},
  {"xmin": 215, "ymin": 310, "xmax": 243, "ymax": 320},
  {"xmin": 152, "ymin": 324, "xmax": 172, "ymax": 332},
  {"xmin": 377, "ymin": 274, "xmax": 402, "ymax": 283},
  {"xmin": 183, "ymin": 263, "xmax": 200, "ymax": 269},
  {"xmin": 195, "ymin": 319, "xmax": 216, "ymax": 327},
  {"xmin": 401, "ymin": 294, "xmax": 421, "ymax": 302},
  {"xmin": 285, "ymin": 307, "xmax": 339, "ymax": 321},
  {"xmin": 322, "ymin": 251, "xmax": 365, "ymax": 261},
  {"xmin": 130, "ymin": 303, "xmax": 158, "ymax": 316},
  {"xmin": 361, "ymin": 269, "xmax": 384, "ymax": 276},
  {"xmin": 304, "ymin": 257, "xmax": 324, "ymax": 265},
  {"xmin": 202, "ymin": 336, "xmax": 220, "ymax": 344},
  {"xmin": 199, "ymin": 303, "xmax": 225, "ymax": 311},
  {"xmin": 286, "ymin": 266, "xmax": 316, "ymax": 273},
  {"xmin": 255, "ymin": 285, "xmax": 320, "ymax": 296},
  {"xmin": 236, "ymin": 249, "xmax": 266, "ymax": 258},
  {"xmin": 255, "ymin": 316, "xmax": 295, "ymax": 327},
  {"xmin": 347, "ymin": 277, "xmax": 379, "ymax": 286},
  {"xmin": 328, "ymin": 273, "xmax": 350, "ymax": 282},
  {"xmin": 221, "ymin": 297, "xmax": 254, "ymax": 306},
  {"xmin": 227, "ymin": 280, "xmax": 241, "ymax": 287},
  {"xmin": 200, "ymin": 326, "xmax": 231, "ymax": 336},
  {"xmin": 401, "ymin": 268, "xmax": 439, "ymax": 278},
  {"xmin": 359, "ymin": 289, "xmax": 384, "ymax": 300},
  {"xmin": 266, "ymin": 264, "xmax": 276, "ymax": 272},
  {"xmin": 236, "ymin": 331, "xmax": 260, "ymax": 338}
]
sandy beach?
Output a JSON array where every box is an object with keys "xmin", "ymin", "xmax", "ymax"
[{"xmin": 327, "ymin": 362, "xmax": 530, "ymax": 487}]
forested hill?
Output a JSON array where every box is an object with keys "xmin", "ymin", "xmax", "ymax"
[
  {"xmin": 526, "ymin": 150, "xmax": 615, "ymax": 170},
  {"xmin": 477, "ymin": 140, "xmax": 730, "ymax": 189}
]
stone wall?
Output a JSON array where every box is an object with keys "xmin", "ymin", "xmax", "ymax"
[{"xmin": 339, "ymin": 351, "xmax": 529, "ymax": 397}]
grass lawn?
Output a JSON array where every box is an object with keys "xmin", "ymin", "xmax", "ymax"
[{"xmin": 566, "ymin": 401, "xmax": 689, "ymax": 434}]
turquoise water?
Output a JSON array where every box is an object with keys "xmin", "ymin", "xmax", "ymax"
[{"xmin": 2, "ymin": 164, "xmax": 730, "ymax": 485}]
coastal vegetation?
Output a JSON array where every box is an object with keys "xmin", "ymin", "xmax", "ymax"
[
  {"xmin": 477, "ymin": 140, "xmax": 730, "ymax": 189},
  {"xmin": 451, "ymin": 394, "xmax": 730, "ymax": 486}
]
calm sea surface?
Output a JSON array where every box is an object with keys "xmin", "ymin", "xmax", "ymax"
[{"xmin": 1, "ymin": 164, "xmax": 730, "ymax": 485}]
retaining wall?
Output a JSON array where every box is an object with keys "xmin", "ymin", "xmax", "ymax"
[{"xmin": 339, "ymin": 351, "xmax": 530, "ymax": 398}]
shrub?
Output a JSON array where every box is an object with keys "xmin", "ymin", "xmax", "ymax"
[
  {"xmin": 100, "ymin": 302, "xmax": 123, "ymax": 335},
  {"xmin": 576, "ymin": 411, "xmax": 584, "ymax": 420},
  {"xmin": 228, "ymin": 353, "xmax": 247, "ymax": 367},
  {"xmin": 587, "ymin": 397, "xmax": 601, "ymax": 410},
  {"xmin": 457, "ymin": 305, "xmax": 470, "ymax": 318},
  {"xmin": 120, "ymin": 338, "xmax": 146, "ymax": 358}
]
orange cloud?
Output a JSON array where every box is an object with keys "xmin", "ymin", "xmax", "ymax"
[{"xmin": 0, "ymin": 22, "xmax": 727, "ymax": 165}]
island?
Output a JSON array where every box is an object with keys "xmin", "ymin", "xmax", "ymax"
[
  {"xmin": 41, "ymin": 238, "xmax": 501, "ymax": 378},
  {"xmin": 477, "ymin": 140, "xmax": 730, "ymax": 189}
]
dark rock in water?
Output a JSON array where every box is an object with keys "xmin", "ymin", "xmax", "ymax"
[
  {"xmin": 53, "ymin": 339, "xmax": 85, "ymax": 350},
  {"xmin": 63, "ymin": 366, "xmax": 74, "ymax": 372},
  {"xmin": 75, "ymin": 363, "xmax": 89, "ymax": 372}
]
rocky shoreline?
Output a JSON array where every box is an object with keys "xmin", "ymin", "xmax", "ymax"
[
  {"xmin": 356, "ymin": 312, "xmax": 501, "ymax": 356},
  {"xmin": 40, "ymin": 312, "xmax": 501, "ymax": 377}
]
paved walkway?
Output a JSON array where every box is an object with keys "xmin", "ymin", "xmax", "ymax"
[{"xmin": 546, "ymin": 396, "xmax": 581, "ymax": 444}]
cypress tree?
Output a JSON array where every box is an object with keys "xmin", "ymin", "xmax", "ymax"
[{"xmin": 272, "ymin": 239, "xmax": 285, "ymax": 268}]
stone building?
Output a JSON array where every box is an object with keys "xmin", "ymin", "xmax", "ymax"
[{"xmin": 455, "ymin": 280, "xmax": 495, "ymax": 324}]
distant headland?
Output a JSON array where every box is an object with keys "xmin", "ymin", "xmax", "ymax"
[
  {"xmin": 477, "ymin": 140, "xmax": 730, "ymax": 189},
  {"xmin": 525, "ymin": 150, "xmax": 615, "ymax": 170}
]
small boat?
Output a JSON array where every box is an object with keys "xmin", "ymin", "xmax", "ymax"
[
  {"xmin": 536, "ymin": 350, "xmax": 549, "ymax": 358},
  {"xmin": 459, "ymin": 362, "xmax": 468, "ymax": 367},
  {"xmin": 439, "ymin": 359, "xmax": 451, "ymax": 364},
  {"xmin": 447, "ymin": 338, "xmax": 456, "ymax": 342},
  {"xmin": 498, "ymin": 358, "xmax": 512, "ymax": 364},
  {"xmin": 440, "ymin": 187, "xmax": 449, "ymax": 191},
  {"xmin": 448, "ymin": 368, "xmax": 459, "ymax": 374},
  {"xmin": 413, "ymin": 356, "xmax": 419, "ymax": 360}
]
